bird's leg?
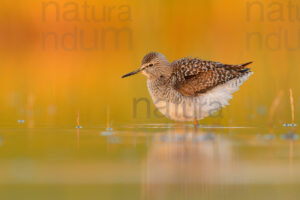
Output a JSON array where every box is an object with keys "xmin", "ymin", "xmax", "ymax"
[{"xmin": 193, "ymin": 118, "xmax": 198, "ymax": 127}]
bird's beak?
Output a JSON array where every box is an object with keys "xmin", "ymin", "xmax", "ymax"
[{"xmin": 122, "ymin": 68, "xmax": 141, "ymax": 78}]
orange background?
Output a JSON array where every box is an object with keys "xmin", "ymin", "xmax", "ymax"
[{"xmin": 0, "ymin": 0, "xmax": 299, "ymax": 127}]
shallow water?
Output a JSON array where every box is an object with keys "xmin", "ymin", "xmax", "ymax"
[{"xmin": 0, "ymin": 124, "xmax": 299, "ymax": 200}]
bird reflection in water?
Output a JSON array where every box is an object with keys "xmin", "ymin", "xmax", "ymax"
[{"xmin": 142, "ymin": 126, "xmax": 234, "ymax": 200}]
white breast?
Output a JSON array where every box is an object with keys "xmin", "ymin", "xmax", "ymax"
[{"xmin": 147, "ymin": 72, "xmax": 253, "ymax": 121}]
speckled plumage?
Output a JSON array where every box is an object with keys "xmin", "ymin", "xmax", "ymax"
[
  {"xmin": 171, "ymin": 57, "xmax": 252, "ymax": 96},
  {"xmin": 122, "ymin": 52, "xmax": 253, "ymax": 121}
]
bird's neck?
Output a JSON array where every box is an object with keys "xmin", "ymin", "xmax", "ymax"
[{"xmin": 147, "ymin": 76, "xmax": 173, "ymax": 101}]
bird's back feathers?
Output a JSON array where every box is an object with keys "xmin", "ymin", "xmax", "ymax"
[{"xmin": 171, "ymin": 58, "xmax": 253, "ymax": 97}]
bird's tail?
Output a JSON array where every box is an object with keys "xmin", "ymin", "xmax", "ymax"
[
  {"xmin": 222, "ymin": 61, "xmax": 253, "ymax": 73},
  {"xmin": 235, "ymin": 61, "xmax": 253, "ymax": 73},
  {"xmin": 239, "ymin": 61, "xmax": 253, "ymax": 68}
]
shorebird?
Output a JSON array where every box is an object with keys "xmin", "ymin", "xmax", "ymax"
[{"xmin": 122, "ymin": 52, "xmax": 253, "ymax": 125}]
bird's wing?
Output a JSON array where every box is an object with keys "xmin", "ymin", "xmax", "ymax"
[{"xmin": 172, "ymin": 58, "xmax": 252, "ymax": 97}]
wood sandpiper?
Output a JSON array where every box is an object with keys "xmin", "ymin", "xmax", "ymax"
[{"xmin": 122, "ymin": 52, "xmax": 253, "ymax": 125}]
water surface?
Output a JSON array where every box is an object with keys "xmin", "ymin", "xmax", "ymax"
[{"xmin": 0, "ymin": 124, "xmax": 299, "ymax": 200}]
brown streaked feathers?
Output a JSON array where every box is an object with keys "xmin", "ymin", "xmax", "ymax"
[{"xmin": 172, "ymin": 58, "xmax": 252, "ymax": 97}]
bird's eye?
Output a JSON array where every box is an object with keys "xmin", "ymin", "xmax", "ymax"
[{"xmin": 149, "ymin": 64, "xmax": 153, "ymax": 67}]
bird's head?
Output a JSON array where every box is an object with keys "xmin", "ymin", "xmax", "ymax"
[{"xmin": 122, "ymin": 52, "xmax": 171, "ymax": 80}]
